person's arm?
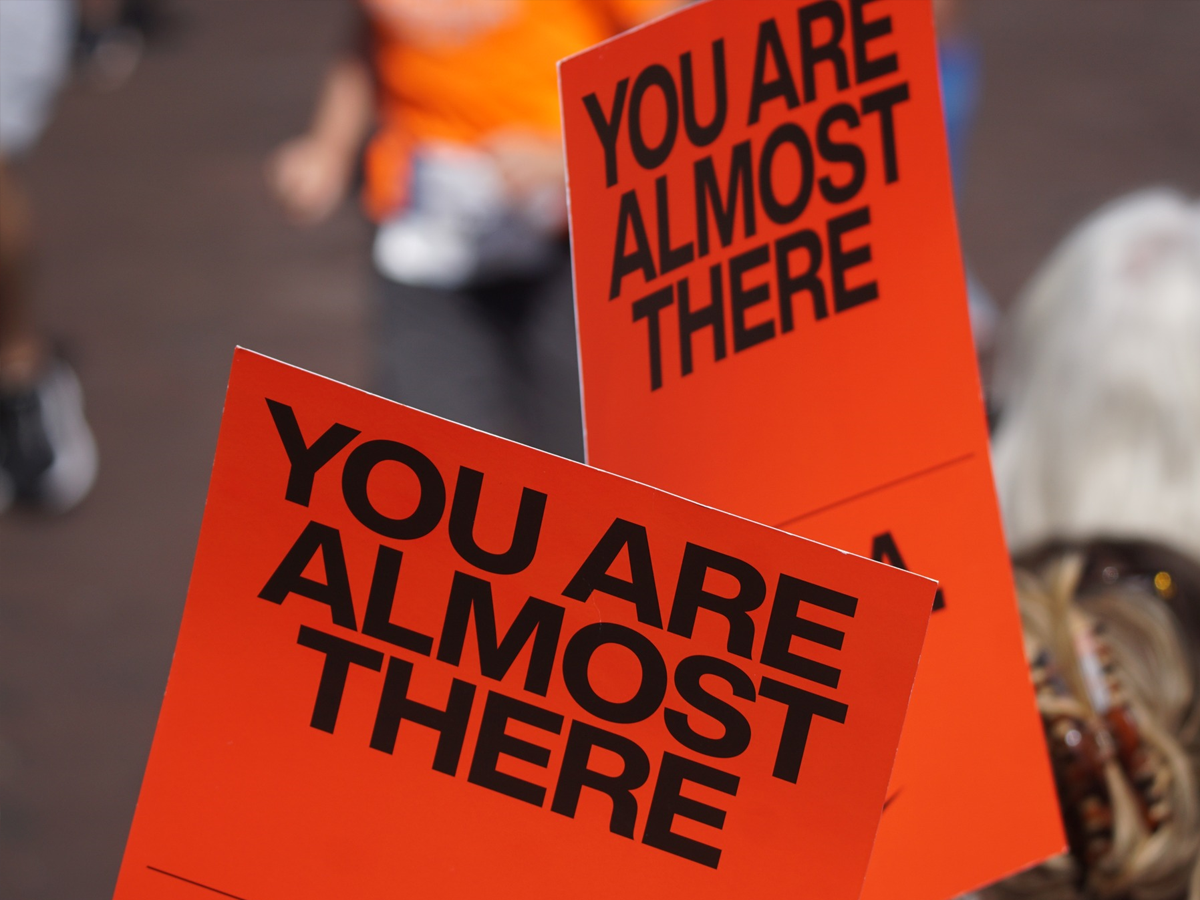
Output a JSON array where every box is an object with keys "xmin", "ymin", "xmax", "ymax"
[{"xmin": 267, "ymin": 53, "xmax": 374, "ymax": 225}]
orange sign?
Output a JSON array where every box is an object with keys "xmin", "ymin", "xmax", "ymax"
[
  {"xmin": 114, "ymin": 349, "xmax": 935, "ymax": 899},
  {"xmin": 559, "ymin": 1, "xmax": 1063, "ymax": 897}
]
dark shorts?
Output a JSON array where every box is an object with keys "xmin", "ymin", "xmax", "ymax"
[{"xmin": 373, "ymin": 242, "xmax": 584, "ymax": 461}]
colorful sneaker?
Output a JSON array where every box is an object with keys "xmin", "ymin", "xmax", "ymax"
[{"xmin": 0, "ymin": 357, "xmax": 98, "ymax": 512}]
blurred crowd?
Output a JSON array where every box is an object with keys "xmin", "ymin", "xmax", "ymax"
[{"xmin": 1, "ymin": 1, "xmax": 1197, "ymax": 899}]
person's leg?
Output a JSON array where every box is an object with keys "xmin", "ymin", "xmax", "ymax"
[
  {"xmin": 0, "ymin": 159, "xmax": 42, "ymax": 381},
  {"xmin": 518, "ymin": 243, "xmax": 584, "ymax": 461},
  {"xmin": 373, "ymin": 244, "xmax": 584, "ymax": 459},
  {"xmin": 373, "ymin": 273, "xmax": 530, "ymax": 444},
  {"xmin": 0, "ymin": 0, "xmax": 72, "ymax": 380},
  {"xmin": 0, "ymin": 0, "xmax": 96, "ymax": 513},
  {"xmin": 0, "ymin": 160, "xmax": 98, "ymax": 512}
]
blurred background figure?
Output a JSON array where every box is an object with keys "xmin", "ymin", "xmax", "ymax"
[
  {"xmin": 0, "ymin": 0, "xmax": 97, "ymax": 513},
  {"xmin": 992, "ymin": 190, "xmax": 1200, "ymax": 563},
  {"xmin": 268, "ymin": 0, "xmax": 676, "ymax": 460},
  {"xmin": 988, "ymin": 190, "xmax": 1200, "ymax": 900}
]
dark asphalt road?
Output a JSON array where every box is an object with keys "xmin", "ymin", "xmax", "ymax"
[{"xmin": 2, "ymin": 2, "xmax": 1198, "ymax": 897}]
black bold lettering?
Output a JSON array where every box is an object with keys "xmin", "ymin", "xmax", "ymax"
[
  {"xmin": 265, "ymin": 399, "xmax": 359, "ymax": 506},
  {"xmin": 655, "ymin": 176, "xmax": 695, "ymax": 275},
  {"xmin": 817, "ymin": 103, "xmax": 866, "ymax": 203},
  {"xmin": 678, "ymin": 271, "xmax": 727, "ymax": 376},
  {"xmin": 362, "ymin": 545, "xmax": 435, "ymax": 655},
  {"xmin": 850, "ymin": 0, "xmax": 899, "ymax": 85},
  {"xmin": 775, "ymin": 228, "xmax": 827, "ymax": 330},
  {"xmin": 628, "ymin": 64, "xmax": 679, "ymax": 170},
  {"xmin": 341, "ymin": 440, "xmax": 446, "ymax": 540},
  {"xmin": 759, "ymin": 122, "xmax": 815, "ymax": 225},
  {"xmin": 642, "ymin": 752, "xmax": 739, "ymax": 869},
  {"xmin": 828, "ymin": 206, "xmax": 878, "ymax": 312},
  {"xmin": 667, "ymin": 543, "xmax": 766, "ymax": 659},
  {"xmin": 870, "ymin": 531, "xmax": 906, "ymax": 568},
  {"xmin": 259, "ymin": 521, "xmax": 357, "ymax": 630},
  {"xmin": 296, "ymin": 625, "xmax": 384, "ymax": 732},
  {"xmin": 468, "ymin": 691, "xmax": 564, "ymax": 807},
  {"xmin": 583, "ymin": 78, "xmax": 629, "ymax": 188},
  {"xmin": 860, "ymin": 83, "xmax": 909, "ymax": 183},
  {"xmin": 759, "ymin": 677, "xmax": 848, "ymax": 782},
  {"xmin": 871, "ymin": 531, "xmax": 945, "ymax": 611},
  {"xmin": 610, "ymin": 189, "xmax": 658, "ymax": 300},
  {"xmin": 761, "ymin": 574, "xmax": 856, "ymax": 689},
  {"xmin": 369, "ymin": 656, "xmax": 476, "ymax": 775},
  {"xmin": 693, "ymin": 142, "xmax": 756, "ymax": 257},
  {"xmin": 563, "ymin": 623, "xmax": 668, "ymax": 724},
  {"xmin": 551, "ymin": 720, "xmax": 651, "ymax": 838},
  {"xmin": 563, "ymin": 518, "xmax": 662, "ymax": 628},
  {"xmin": 436, "ymin": 572, "xmax": 564, "ymax": 697},
  {"xmin": 680, "ymin": 39, "xmax": 727, "ymax": 147},
  {"xmin": 798, "ymin": 0, "xmax": 849, "ymax": 102},
  {"xmin": 729, "ymin": 243, "xmax": 774, "ymax": 353},
  {"xmin": 632, "ymin": 285, "xmax": 674, "ymax": 391},
  {"xmin": 664, "ymin": 655, "xmax": 755, "ymax": 759},
  {"xmin": 748, "ymin": 18, "xmax": 800, "ymax": 125},
  {"xmin": 448, "ymin": 467, "xmax": 546, "ymax": 575}
]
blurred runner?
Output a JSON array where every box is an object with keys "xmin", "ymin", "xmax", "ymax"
[
  {"xmin": 269, "ymin": 0, "xmax": 676, "ymax": 460},
  {"xmin": 0, "ymin": 0, "xmax": 98, "ymax": 513}
]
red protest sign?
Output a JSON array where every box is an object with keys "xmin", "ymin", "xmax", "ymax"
[
  {"xmin": 559, "ymin": 1, "xmax": 1064, "ymax": 897},
  {"xmin": 113, "ymin": 349, "xmax": 934, "ymax": 899}
]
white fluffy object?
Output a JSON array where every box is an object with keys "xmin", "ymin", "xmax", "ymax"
[{"xmin": 991, "ymin": 189, "xmax": 1200, "ymax": 562}]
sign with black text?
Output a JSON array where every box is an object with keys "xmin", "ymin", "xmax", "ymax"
[
  {"xmin": 560, "ymin": 2, "xmax": 1063, "ymax": 897},
  {"xmin": 114, "ymin": 349, "xmax": 934, "ymax": 899}
]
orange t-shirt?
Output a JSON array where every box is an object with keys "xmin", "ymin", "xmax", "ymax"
[{"xmin": 361, "ymin": 0, "xmax": 675, "ymax": 220}]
